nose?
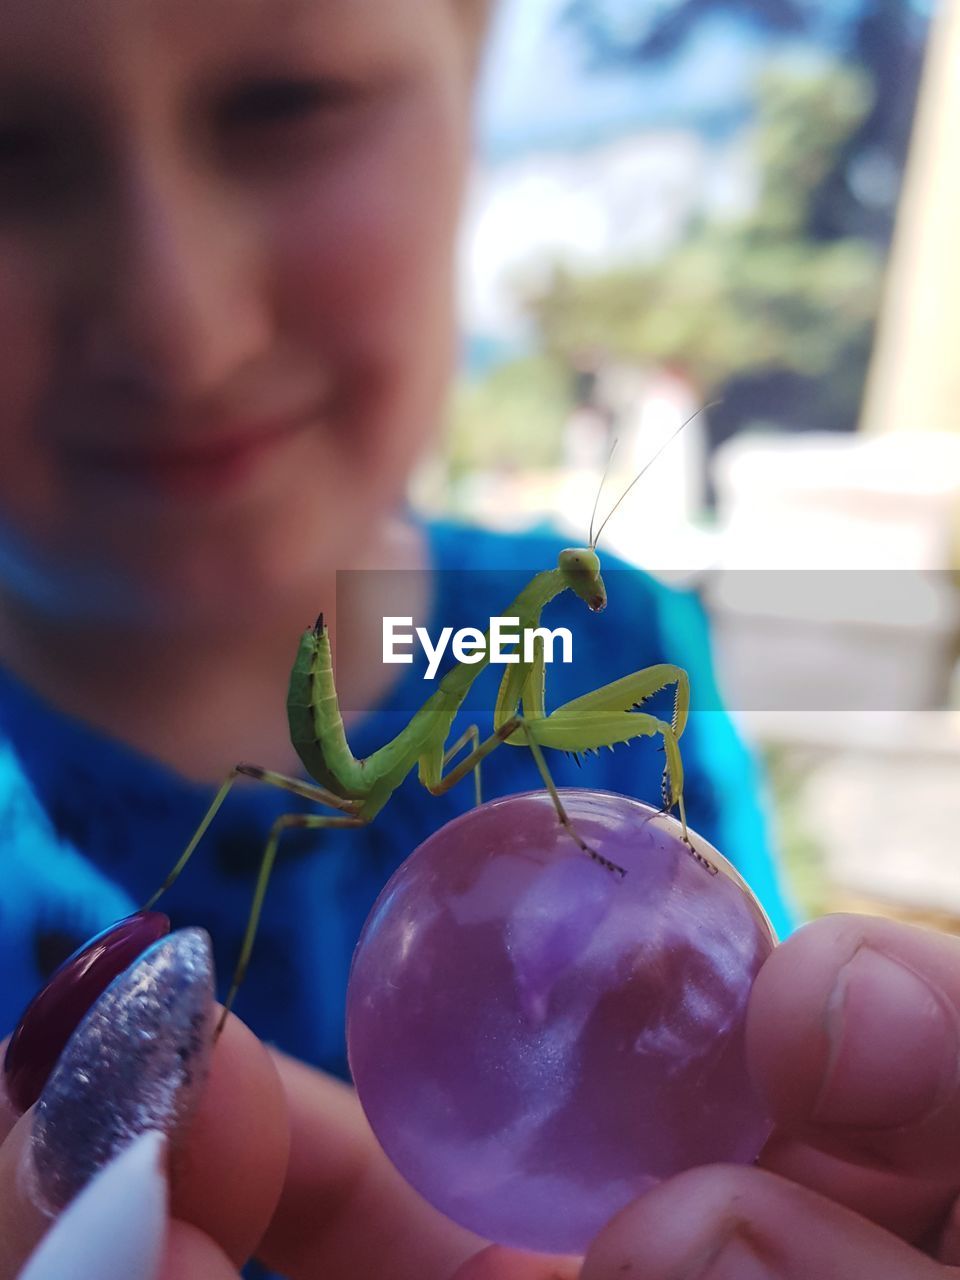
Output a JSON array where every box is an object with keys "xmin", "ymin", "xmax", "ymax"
[{"xmin": 77, "ymin": 155, "xmax": 272, "ymax": 403}]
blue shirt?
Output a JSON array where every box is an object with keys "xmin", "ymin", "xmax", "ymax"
[{"xmin": 0, "ymin": 520, "xmax": 798, "ymax": 1068}]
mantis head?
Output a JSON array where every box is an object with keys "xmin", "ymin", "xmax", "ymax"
[
  {"xmin": 559, "ymin": 407, "xmax": 714, "ymax": 618},
  {"xmin": 558, "ymin": 547, "xmax": 606, "ymax": 612}
]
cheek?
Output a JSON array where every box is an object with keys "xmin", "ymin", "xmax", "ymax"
[
  {"xmin": 273, "ymin": 98, "xmax": 467, "ymax": 474},
  {"xmin": 0, "ymin": 252, "xmax": 56, "ymax": 528}
]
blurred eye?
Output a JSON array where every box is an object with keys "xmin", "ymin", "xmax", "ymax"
[
  {"xmin": 0, "ymin": 124, "xmax": 53, "ymax": 169},
  {"xmin": 0, "ymin": 123, "xmax": 85, "ymax": 212},
  {"xmin": 222, "ymin": 77, "xmax": 355, "ymax": 130}
]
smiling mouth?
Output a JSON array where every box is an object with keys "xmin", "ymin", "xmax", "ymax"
[{"xmin": 68, "ymin": 418, "xmax": 313, "ymax": 498}]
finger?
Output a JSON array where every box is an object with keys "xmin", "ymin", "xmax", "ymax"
[
  {"xmin": 0, "ymin": 1011, "xmax": 287, "ymax": 1277},
  {"xmin": 163, "ymin": 1010, "xmax": 289, "ymax": 1268},
  {"xmin": 14, "ymin": 1130, "xmax": 168, "ymax": 1280},
  {"xmin": 13, "ymin": 1131, "xmax": 241, "ymax": 1280},
  {"xmin": 0, "ymin": 1109, "xmax": 59, "ymax": 1277},
  {"xmin": 758, "ymin": 1131, "xmax": 958, "ymax": 1247},
  {"xmin": 449, "ymin": 1245, "xmax": 580, "ymax": 1280},
  {"xmin": 581, "ymin": 1163, "xmax": 946, "ymax": 1280},
  {"xmin": 259, "ymin": 1049, "xmax": 484, "ymax": 1280},
  {"xmin": 934, "ymin": 1192, "xmax": 960, "ymax": 1264},
  {"xmin": 747, "ymin": 914, "xmax": 960, "ymax": 1181},
  {"xmin": 0, "ymin": 1037, "xmax": 19, "ymax": 1145},
  {"xmin": 160, "ymin": 1220, "xmax": 241, "ymax": 1280}
]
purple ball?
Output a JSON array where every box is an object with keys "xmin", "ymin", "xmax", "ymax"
[{"xmin": 347, "ymin": 790, "xmax": 776, "ymax": 1255}]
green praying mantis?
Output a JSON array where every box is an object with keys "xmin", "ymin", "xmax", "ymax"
[{"xmin": 144, "ymin": 420, "xmax": 711, "ymax": 1029}]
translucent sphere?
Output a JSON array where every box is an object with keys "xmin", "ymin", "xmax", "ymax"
[{"xmin": 346, "ymin": 790, "xmax": 776, "ymax": 1254}]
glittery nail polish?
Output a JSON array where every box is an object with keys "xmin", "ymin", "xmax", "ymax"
[
  {"xmin": 24, "ymin": 928, "xmax": 215, "ymax": 1215},
  {"xmin": 18, "ymin": 1131, "xmax": 169, "ymax": 1280},
  {"xmin": 4, "ymin": 911, "xmax": 171, "ymax": 1114}
]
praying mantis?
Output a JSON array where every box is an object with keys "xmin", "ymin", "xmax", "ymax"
[{"xmin": 144, "ymin": 426, "xmax": 706, "ymax": 1029}]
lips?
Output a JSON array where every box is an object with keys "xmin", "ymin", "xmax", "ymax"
[{"xmin": 66, "ymin": 417, "xmax": 312, "ymax": 499}]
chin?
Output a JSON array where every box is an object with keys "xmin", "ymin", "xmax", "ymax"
[
  {"xmin": 128, "ymin": 543, "xmax": 327, "ymax": 631},
  {"xmin": 12, "ymin": 527, "xmax": 318, "ymax": 632}
]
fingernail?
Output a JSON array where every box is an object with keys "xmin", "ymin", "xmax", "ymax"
[
  {"xmin": 23, "ymin": 928, "xmax": 215, "ymax": 1214},
  {"xmin": 18, "ymin": 1130, "xmax": 168, "ymax": 1280},
  {"xmin": 4, "ymin": 912, "xmax": 171, "ymax": 1114},
  {"xmin": 677, "ymin": 1223, "xmax": 774, "ymax": 1280},
  {"xmin": 814, "ymin": 944, "xmax": 960, "ymax": 1128}
]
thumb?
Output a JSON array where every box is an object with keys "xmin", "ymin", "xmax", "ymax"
[
  {"xmin": 0, "ymin": 930, "xmax": 287, "ymax": 1278},
  {"xmin": 747, "ymin": 914, "xmax": 960, "ymax": 1179},
  {"xmin": 12, "ymin": 1128, "xmax": 241, "ymax": 1280},
  {"xmin": 1, "ymin": 1008, "xmax": 287, "ymax": 1280}
]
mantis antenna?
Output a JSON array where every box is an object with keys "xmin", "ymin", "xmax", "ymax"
[
  {"xmin": 591, "ymin": 402, "xmax": 718, "ymax": 550},
  {"xmin": 588, "ymin": 438, "xmax": 619, "ymax": 549}
]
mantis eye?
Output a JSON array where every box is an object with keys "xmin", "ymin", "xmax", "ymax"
[
  {"xmin": 558, "ymin": 547, "xmax": 601, "ymax": 578},
  {"xmin": 558, "ymin": 548, "xmax": 606, "ymax": 610}
]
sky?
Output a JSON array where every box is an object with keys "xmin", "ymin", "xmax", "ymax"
[{"xmin": 474, "ymin": 0, "xmax": 934, "ymax": 159}]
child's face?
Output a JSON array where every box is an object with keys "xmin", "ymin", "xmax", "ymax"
[{"xmin": 0, "ymin": 0, "xmax": 478, "ymax": 623}]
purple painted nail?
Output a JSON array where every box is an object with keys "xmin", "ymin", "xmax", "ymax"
[
  {"xmin": 24, "ymin": 928, "xmax": 216, "ymax": 1215},
  {"xmin": 4, "ymin": 911, "xmax": 171, "ymax": 1114}
]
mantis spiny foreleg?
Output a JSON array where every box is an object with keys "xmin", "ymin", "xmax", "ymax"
[
  {"xmin": 549, "ymin": 664, "xmax": 691, "ymax": 828},
  {"xmin": 441, "ymin": 724, "xmax": 483, "ymax": 805}
]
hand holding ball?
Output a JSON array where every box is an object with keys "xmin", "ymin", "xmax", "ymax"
[{"xmin": 347, "ymin": 790, "xmax": 776, "ymax": 1254}]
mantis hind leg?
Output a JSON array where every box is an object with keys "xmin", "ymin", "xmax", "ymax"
[
  {"xmin": 139, "ymin": 764, "xmax": 364, "ymax": 1028},
  {"xmin": 142, "ymin": 763, "xmax": 360, "ymax": 911},
  {"xmin": 218, "ymin": 809, "xmax": 367, "ymax": 1032}
]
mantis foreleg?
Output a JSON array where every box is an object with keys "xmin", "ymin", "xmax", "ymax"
[
  {"xmin": 552, "ymin": 664, "xmax": 690, "ymax": 738},
  {"xmin": 442, "ymin": 724, "xmax": 483, "ymax": 806},
  {"xmin": 515, "ymin": 706, "xmax": 705, "ymax": 871},
  {"xmin": 420, "ymin": 717, "xmax": 521, "ymax": 794},
  {"xmin": 546, "ymin": 664, "xmax": 691, "ymax": 834},
  {"xmin": 507, "ymin": 709, "xmax": 686, "ymax": 828},
  {"xmin": 514, "ymin": 717, "xmax": 627, "ymax": 877}
]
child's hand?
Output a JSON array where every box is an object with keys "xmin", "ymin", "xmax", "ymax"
[
  {"xmin": 0, "ymin": 1009, "xmax": 289, "ymax": 1278},
  {"xmin": 560, "ymin": 914, "xmax": 960, "ymax": 1279},
  {"xmin": 9, "ymin": 912, "xmax": 960, "ymax": 1280},
  {"xmin": 274, "ymin": 911, "xmax": 960, "ymax": 1280},
  {"xmin": 1, "ymin": 1005, "xmax": 490, "ymax": 1279}
]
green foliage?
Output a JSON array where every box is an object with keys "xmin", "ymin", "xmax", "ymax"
[
  {"xmin": 445, "ymin": 354, "xmax": 570, "ymax": 476},
  {"xmin": 525, "ymin": 62, "xmax": 886, "ymax": 403},
  {"xmin": 763, "ymin": 745, "xmax": 830, "ymax": 921},
  {"xmin": 531, "ymin": 230, "xmax": 881, "ymax": 389},
  {"xmin": 449, "ymin": 61, "xmax": 888, "ymax": 470},
  {"xmin": 752, "ymin": 65, "xmax": 874, "ymax": 236}
]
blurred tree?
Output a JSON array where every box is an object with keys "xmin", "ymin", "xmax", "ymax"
[
  {"xmin": 446, "ymin": 354, "xmax": 570, "ymax": 478},
  {"xmin": 445, "ymin": 5, "xmax": 929, "ymax": 480},
  {"xmin": 525, "ymin": 65, "xmax": 885, "ymax": 452},
  {"xmin": 562, "ymin": 0, "xmax": 807, "ymax": 63},
  {"xmin": 809, "ymin": 0, "xmax": 929, "ymax": 245},
  {"xmin": 562, "ymin": 0, "xmax": 928, "ymax": 247}
]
